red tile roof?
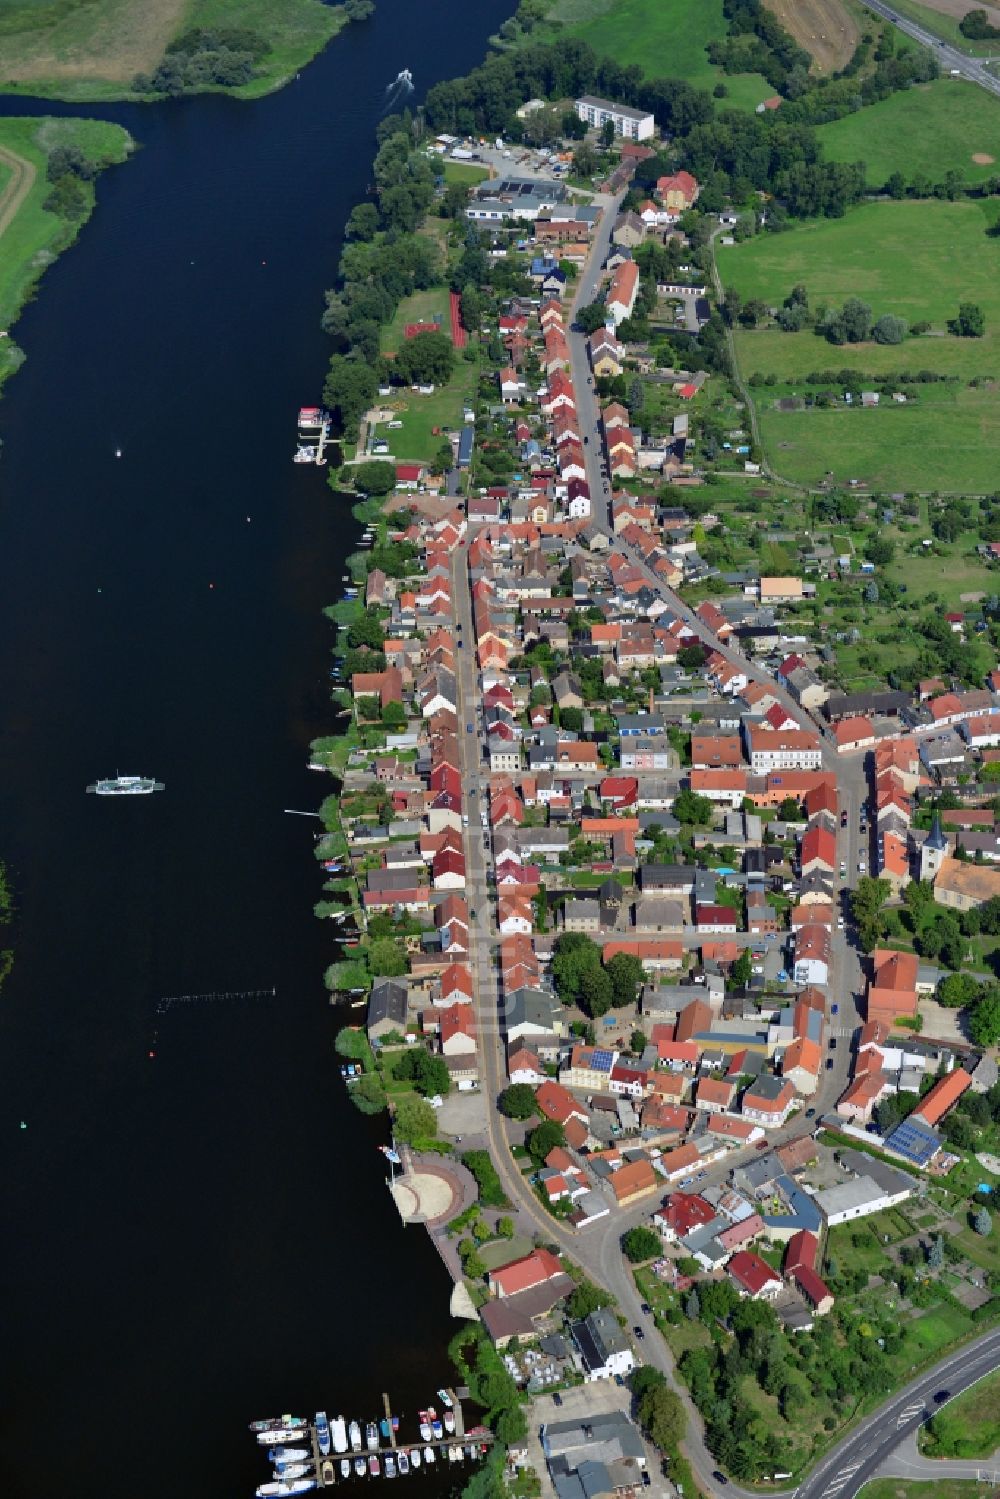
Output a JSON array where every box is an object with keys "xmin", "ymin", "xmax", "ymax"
[{"xmin": 728, "ymin": 1250, "xmax": 780, "ymax": 1296}]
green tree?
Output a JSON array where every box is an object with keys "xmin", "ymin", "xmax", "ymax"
[
  {"xmin": 778, "ymin": 796, "xmax": 801, "ymax": 820},
  {"xmin": 496, "ymin": 1215, "xmax": 515, "ymax": 1239},
  {"xmin": 394, "ymin": 1047, "xmax": 450, "ymax": 1097},
  {"xmin": 872, "ymin": 314, "xmax": 907, "ymax": 345},
  {"xmin": 368, "ymin": 938, "xmax": 407, "ymax": 977},
  {"xmin": 551, "ymin": 932, "xmax": 603, "ymax": 1004},
  {"xmin": 382, "ymin": 700, "xmax": 406, "ymax": 730},
  {"xmin": 353, "ymin": 459, "xmax": 397, "ymax": 495},
  {"xmin": 394, "ymin": 329, "xmax": 455, "ymax": 386},
  {"xmin": 566, "ymin": 1280, "xmax": 613, "ymax": 1319},
  {"xmin": 622, "ymin": 1225, "xmax": 661, "ymax": 1263},
  {"xmin": 350, "ymin": 1073, "xmax": 388, "ymax": 1114},
  {"xmin": 731, "ymin": 948, "xmax": 753, "ymax": 988},
  {"xmin": 631, "ymin": 1028, "xmax": 648, "ymax": 1054},
  {"xmin": 685, "ymin": 1288, "xmax": 701, "ymax": 1320},
  {"xmin": 576, "ymin": 300, "xmax": 607, "ymax": 335},
  {"xmin": 580, "ymin": 963, "xmax": 614, "ymax": 1018},
  {"xmin": 393, "ymin": 1094, "xmax": 438, "ymax": 1144},
  {"xmin": 970, "ymin": 989, "xmax": 1000, "ymax": 1047},
  {"xmin": 952, "ymin": 302, "xmax": 986, "ymax": 338},
  {"xmin": 527, "ymin": 1118, "xmax": 565, "ymax": 1163},
  {"xmin": 606, "ymin": 951, "xmax": 645, "ymax": 1009},
  {"xmin": 498, "ymin": 1083, "xmax": 538, "ymax": 1120},
  {"xmin": 973, "ymin": 1207, "xmax": 993, "ymax": 1236},
  {"xmin": 638, "ymin": 1385, "xmax": 685, "ymax": 1452},
  {"xmin": 673, "ymin": 788, "xmax": 713, "ymax": 826},
  {"xmin": 927, "ymin": 1234, "xmax": 945, "ymax": 1269}
]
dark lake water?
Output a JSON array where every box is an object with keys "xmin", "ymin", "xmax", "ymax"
[{"xmin": 0, "ymin": 4, "xmax": 511, "ymax": 1494}]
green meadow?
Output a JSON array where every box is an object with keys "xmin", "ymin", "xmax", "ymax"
[{"xmin": 819, "ymin": 80, "xmax": 1000, "ymax": 186}]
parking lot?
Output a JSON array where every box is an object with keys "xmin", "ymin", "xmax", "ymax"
[{"xmin": 522, "ymin": 1384, "xmax": 678, "ymax": 1499}]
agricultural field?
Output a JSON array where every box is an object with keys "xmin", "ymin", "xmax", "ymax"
[
  {"xmin": 0, "ymin": 0, "xmax": 344, "ymax": 100},
  {"xmin": 528, "ymin": 0, "xmax": 774, "ymax": 108},
  {"xmin": 722, "ymin": 199, "xmax": 1000, "ymax": 490},
  {"xmin": 819, "ymin": 80, "xmax": 1000, "ymax": 186},
  {"xmin": 764, "ymin": 0, "xmax": 859, "ymax": 73}
]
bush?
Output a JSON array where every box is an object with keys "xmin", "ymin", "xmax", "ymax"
[
  {"xmin": 462, "ymin": 1149, "xmax": 509, "ymax": 1208},
  {"xmin": 622, "ymin": 1226, "xmax": 661, "ymax": 1263}
]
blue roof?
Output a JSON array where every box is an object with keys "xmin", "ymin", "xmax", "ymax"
[
  {"xmin": 458, "ymin": 428, "xmax": 474, "ymax": 465},
  {"xmin": 886, "ymin": 1117, "xmax": 940, "ymax": 1167}
]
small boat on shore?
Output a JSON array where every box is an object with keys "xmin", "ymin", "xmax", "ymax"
[{"xmin": 366, "ymin": 1423, "xmax": 379, "ymax": 1452}]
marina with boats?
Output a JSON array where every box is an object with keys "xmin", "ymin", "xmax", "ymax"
[
  {"xmin": 250, "ymin": 1389, "xmax": 491, "ymax": 1492},
  {"xmin": 294, "ymin": 407, "xmax": 333, "ymax": 467}
]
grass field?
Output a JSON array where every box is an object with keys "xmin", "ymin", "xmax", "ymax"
[
  {"xmin": 819, "ymin": 80, "xmax": 1000, "ymax": 186},
  {"xmin": 442, "ymin": 160, "xmax": 490, "ymax": 185},
  {"xmin": 0, "ymin": 116, "xmax": 131, "ymax": 369},
  {"xmin": 883, "ymin": 0, "xmax": 1000, "ymax": 53},
  {"xmin": 921, "ymin": 1368, "xmax": 1000, "ymax": 1457},
  {"xmin": 861, "ymin": 1483, "xmax": 994, "ymax": 1499},
  {"xmin": 764, "ymin": 0, "xmax": 859, "ymax": 73},
  {"xmin": 383, "ymin": 288, "xmax": 449, "ymax": 356},
  {"xmin": 0, "ymin": 0, "xmax": 345, "ymax": 100},
  {"xmin": 723, "ymin": 199, "xmax": 1000, "ymax": 489},
  {"xmin": 528, "ymin": 0, "xmax": 774, "ymax": 108}
]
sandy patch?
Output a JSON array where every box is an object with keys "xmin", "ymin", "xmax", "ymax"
[
  {"xmin": 973, "ymin": 153, "xmax": 996, "ymax": 164},
  {"xmin": 390, "ymin": 1169, "xmax": 458, "ymax": 1223},
  {"xmin": 763, "ymin": 0, "xmax": 859, "ymax": 73}
]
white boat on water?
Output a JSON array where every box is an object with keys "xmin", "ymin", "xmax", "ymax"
[
  {"xmin": 385, "ymin": 1455, "xmax": 396, "ymax": 1479},
  {"xmin": 410, "ymin": 1449, "xmax": 421, "ymax": 1470},
  {"xmin": 276, "ymin": 1464, "xmax": 313, "ymax": 1480},
  {"xmin": 437, "ymin": 1390, "xmax": 454, "ymax": 1408},
  {"xmin": 316, "ymin": 1412, "xmax": 332, "ymax": 1457},
  {"xmin": 423, "ymin": 1447, "xmax": 435, "ymax": 1465},
  {"xmin": 354, "ymin": 1457, "xmax": 366, "ymax": 1476},
  {"xmin": 87, "ymin": 774, "xmax": 164, "ymax": 796},
  {"xmin": 331, "ymin": 1416, "xmax": 349, "ymax": 1454},
  {"xmin": 321, "ymin": 1461, "xmax": 335, "ymax": 1486},
  {"xmin": 444, "ymin": 1410, "xmax": 455, "ymax": 1434},
  {"xmin": 270, "ymin": 1448, "xmax": 310, "ymax": 1464},
  {"xmin": 398, "ymin": 1451, "xmax": 410, "ymax": 1476},
  {"xmin": 366, "ymin": 1423, "xmax": 379, "ymax": 1452},
  {"xmin": 259, "ymin": 1429, "xmax": 306, "ymax": 1446},
  {"xmin": 250, "ymin": 1416, "xmax": 307, "ymax": 1433},
  {"xmin": 256, "ymin": 1482, "xmax": 315, "ymax": 1497},
  {"xmin": 340, "ymin": 1459, "xmax": 351, "ymax": 1479},
  {"xmin": 349, "ymin": 1420, "xmax": 363, "ymax": 1452}
]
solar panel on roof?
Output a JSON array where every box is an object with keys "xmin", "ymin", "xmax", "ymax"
[
  {"xmin": 591, "ymin": 1049, "xmax": 615, "ymax": 1070},
  {"xmin": 887, "ymin": 1119, "xmax": 938, "ymax": 1166}
]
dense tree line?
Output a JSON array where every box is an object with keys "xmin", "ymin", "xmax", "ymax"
[{"xmin": 133, "ymin": 28, "xmax": 270, "ymax": 93}]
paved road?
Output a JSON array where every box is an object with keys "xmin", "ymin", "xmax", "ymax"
[
  {"xmin": 860, "ymin": 0, "xmax": 1000, "ymax": 96},
  {"xmin": 879, "ymin": 1422, "xmax": 1000, "ymax": 1485}
]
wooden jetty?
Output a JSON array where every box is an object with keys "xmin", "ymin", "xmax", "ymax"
[{"xmin": 299, "ymin": 1390, "xmax": 488, "ymax": 1487}]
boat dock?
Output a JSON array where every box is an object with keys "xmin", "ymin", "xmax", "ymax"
[
  {"xmin": 295, "ymin": 407, "xmax": 332, "ymax": 467},
  {"xmin": 254, "ymin": 1390, "xmax": 487, "ymax": 1490}
]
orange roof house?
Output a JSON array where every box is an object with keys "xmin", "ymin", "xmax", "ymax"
[
  {"xmin": 867, "ymin": 948, "xmax": 918, "ymax": 1026},
  {"xmin": 913, "ymin": 1068, "xmax": 972, "ymax": 1127}
]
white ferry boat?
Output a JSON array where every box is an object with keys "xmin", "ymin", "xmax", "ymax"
[{"xmin": 87, "ymin": 774, "xmax": 164, "ymax": 796}]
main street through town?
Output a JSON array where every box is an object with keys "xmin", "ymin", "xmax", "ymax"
[{"xmin": 448, "ymin": 196, "xmax": 1000, "ymax": 1498}]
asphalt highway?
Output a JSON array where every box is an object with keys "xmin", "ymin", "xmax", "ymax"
[{"xmin": 860, "ymin": 0, "xmax": 1000, "ymax": 97}]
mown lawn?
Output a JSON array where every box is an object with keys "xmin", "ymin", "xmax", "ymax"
[
  {"xmin": 861, "ymin": 1482, "xmax": 994, "ymax": 1499},
  {"xmin": 442, "ymin": 160, "xmax": 490, "ymax": 185},
  {"xmin": 383, "ymin": 287, "xmax": 449, "ymax": 355},
  {"xmin": 819, "ymin": 80, "xmax": 1000, "ymax": 186},
  {"xmin": 921, "ymin": 1368, "xmax": 1000, "ymax": 1457}
]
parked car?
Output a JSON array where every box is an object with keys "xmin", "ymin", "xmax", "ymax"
[
  {"xmin": 826, "ymin": 1058, "xmax": 834, "ymax": 1071},
  {"xmin": 831, "ymin": 1002, "xmax": 839, "ymax": 1015},
  {"xmin": 829, "ymin": 1038, "xmax": 837, "ymax": 1049},
  {"xmin": 713, "ymin": 1473, "xmax": 729, "ymax": 1486}
]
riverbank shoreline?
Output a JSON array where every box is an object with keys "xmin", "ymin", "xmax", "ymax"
[
  {"xmin": 0, "ymin": 115, "xmax": 133, "ymax": 394},
  {"xmin": 0, "ymin": 0, "xmax": 358, "ymax": 106}
]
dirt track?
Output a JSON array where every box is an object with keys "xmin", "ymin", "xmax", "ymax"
[
  {"xmin": 0, "ymin": 144, "xmax": 36, "ymax": 242},
  {"xmin": 764, "ymin": 0, "xmax": 860, "ymax": 72}
]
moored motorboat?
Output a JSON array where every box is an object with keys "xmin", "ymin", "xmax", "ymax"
[
  {"xmin": 366, "ymin": 1423, "xmax": 379, "ymax": 1451},
  {"xmin": 256, "ymin": 1482, "xmax": 315, "ymax": 1497},
  {"xmin": 444, "ymin": 1410, "xmax": 455, "ymax": 1434},
  {"xmin": 437, "ymin": 1390, "xmax": 454, "ymax": 1408},
  {"xmin": 259, "ymin": 1429, "xmax": 306, "ymax": 1446},
  {"xmin": 354, "ymin": 1457, "xmax": 366, "ymax": 1476},
  {"xmin": 276, "ymin": 1464, "xmax": 313, "ymax": 1480},
  {"xmin": 385, "ymin": 1454, "xmax": 396, "ymax": 1479},
  {"xmin": 423, "ymin": 1447, "xmax": 435, "ymax": 1465},
  {"xmin": 331, "ymin": 1416, "xmax": 349, "ymax": 1454},
  {"xmin": 418, "ymin": 1413, "xmax": 432, "ymax": 1442},
  {"xmin": 316, "ymin": 1412, "xmax": 332, "ymax": 1457},
  {"xmin": 251, "ymin": 1416, "xmax": 308, "ymax": 1433},
  {"xmin": 270, "ymin": 1448, "xmax": 310, "ymax": 1464},
  {"xmin": 349, "ymin": 1420, "xmax": 363, "ymax": 1452},
  {"xmin": 321, "ymin": 1461, "xmax": 335, "ymax": 1485},
  {"xmin": 410, "ymin": 1449, "xmax": 421, "ymax": 1469},
  {"xmin": 398, "ymin": 1451, "xmax": 410, "ymax": 1476},
  {"xmin": 467, "ymin": 1445, "xmax": 477, "ymax": 1460},
  {"xmin": 379, "ymin": 1419, "xmax": 391, "ymax": 1441},
  {"xmin": 340, "ymin": 1459, "xmax": 351, "ymax": 1479},
  {"xmin": 430, "ymin": 1417, "xmax": 443, "ymax": 1440},
  {"xmin": 368, "ymin": 1456, "xmax": 380, "ymax": 1477}
]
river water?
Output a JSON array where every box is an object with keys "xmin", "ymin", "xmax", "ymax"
[{"xmin": 0, "ymin": 4, "xmax": 510, "ymax": 1494}]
